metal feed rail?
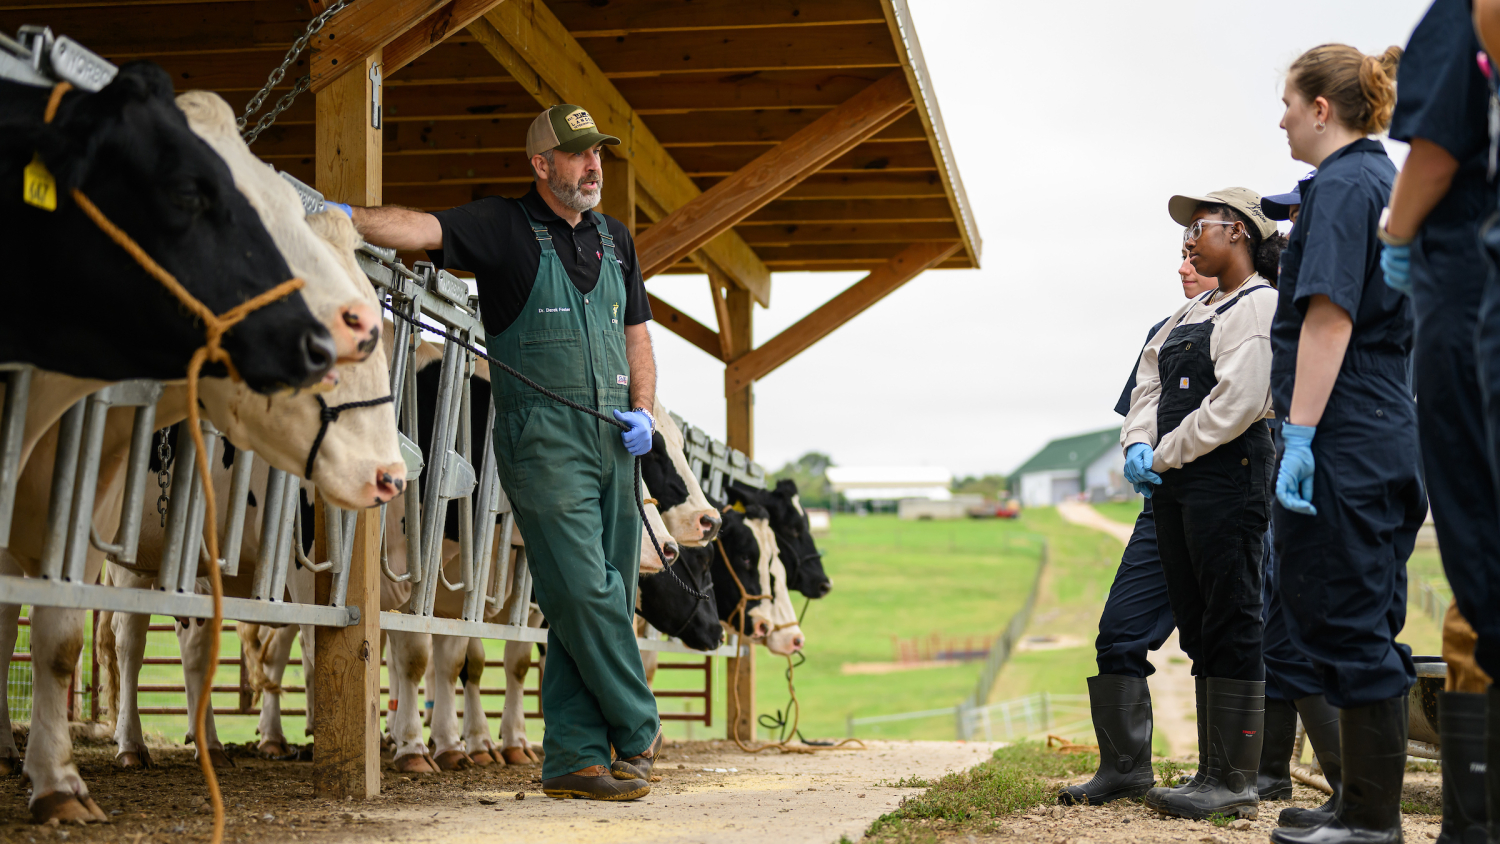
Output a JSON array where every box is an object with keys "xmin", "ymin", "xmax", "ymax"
[{"xmin": 673, "ymin": 413, "xmax": 765, "ymax": 506}]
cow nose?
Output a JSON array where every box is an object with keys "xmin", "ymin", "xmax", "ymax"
[
  {"xmin": 662, "ymin": 539, "xmax": 679, "ymax": 564},
  {"xmin": 699, "ymin": 511, "xmax": 721, "ymax": 538},
  {"xmin": 815, "ymin": 579, "xmax": 832, "ymax": 598},
  {"xmin": 373, "ymin": 467, "xmax": 403, "ymax": 505},
  {"xmin": 339, "ymin": 301, "xmax": 382, "ymax": 361},
  {"xmin": 752, "ymin": 619, "xmax": 769, "ymax": 638},
  {"xmin": 791, "ymin": 634, "xmax": 805, "ymax": 651},
  {"xmin": 300, "ymin": 329, "xmax": 337, "ymax": 382}
]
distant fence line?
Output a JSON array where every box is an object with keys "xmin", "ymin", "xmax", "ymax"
[
  {"xmin": 1414, "ymin": 579, "xmax": 1449, "ymax": 625},
  {"xmin": 958, "ymin": 541, "xmax": 1049, "ymax": 724},
  {"xmin": 847, "ymin": 691, "xmax": 1089, "ymax": 742}
]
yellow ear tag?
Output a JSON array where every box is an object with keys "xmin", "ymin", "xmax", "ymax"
[
  {"xmin": 730, "ymin": 501, "xmax": 746, "ymax": 513},
  {"xmin": 23, "ymin": 153, "xmax": 57, "ymax": 211}
]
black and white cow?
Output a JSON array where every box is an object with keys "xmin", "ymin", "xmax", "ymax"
[
  {"xmin": 1, "ymin": 63, "xmax": 334, "ymax": 390},
  {"xmin": 728, "ymin": 479, "xmax": 832, "ymax": 598}
]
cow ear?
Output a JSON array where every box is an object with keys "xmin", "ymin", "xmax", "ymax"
[
  {"xmin": 743, "ymin": 503, "xmax": 770, "ymax": 520},
  {"xmin": 775, "ymin": 478, "xmax": 799, "ymax": 497},
  {"xmin": 110, "ymin": 61, "xmax": 177, "ymax": 103}
]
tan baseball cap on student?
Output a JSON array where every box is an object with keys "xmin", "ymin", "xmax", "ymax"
[
  {"xmin": 1167, "ymin": 188, "xmax": 1278, "ymax": 239},
  {"xmin": 525, "ymin": 104, "xmax": 620, "ymax": 158}
]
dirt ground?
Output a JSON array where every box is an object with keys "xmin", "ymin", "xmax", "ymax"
[{"xmin": 0, "ymin": 737, "xmax": 1004, "ymax": 844}]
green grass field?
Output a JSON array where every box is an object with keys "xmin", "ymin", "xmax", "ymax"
[{"xmin": 13, "ymin": 500, "xmax": 1448, "ymax": 750}]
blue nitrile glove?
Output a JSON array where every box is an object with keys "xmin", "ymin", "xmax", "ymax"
[
  {"xmin": 1276, "ymin": 423, "xmax": 1318, "ymax": 515},
  {"xmin": 613, "ymin": 409, "xmax": 654, "ymax": 457},
  {"xmin": 1123, "ymin": 443, "xmax": 1162, "ymax": 498},
  {"xmin": 325, "ymin": 201, "xmax": 353, "ymax": 218},
  {"xmin": 1380, "ymin": 242, "xmax": 1411, "ymax": 296}
]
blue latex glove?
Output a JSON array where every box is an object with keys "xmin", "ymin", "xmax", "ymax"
[
  {"xmin": 1276, "ymin": 423, "xmax": 1318, "ymax": 515},
  {"xmin": 1123, "ymin": 443, "xmax": 1162, "ymax": 498},
  {"xmin": 613, "ymin": 409, "xmax": 654, "ymax": 457},
  {"xmin": 325, "ymin": 201, "xmax": 353, "ymax": 219},
  {"xmin": 1380, "ymin": 242, "xmax": 1411, "ymax": 296}
]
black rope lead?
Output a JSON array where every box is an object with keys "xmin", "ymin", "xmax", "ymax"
[
  {"xmin": 305, "ymin": 394, "xmax": 395, "ymax": 479},
  {"xmin": 381, "ymin": 301, "xmax": 709, "ymax": 600}
]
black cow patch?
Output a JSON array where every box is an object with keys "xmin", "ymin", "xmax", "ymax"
[{"xmin": 639, "ymin": 432, "xmax": 689, "ymax": 512}]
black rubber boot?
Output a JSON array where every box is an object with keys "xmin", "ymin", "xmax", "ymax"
[
  {"xmin": 1484, "ymin": 686, "xmax": 1499, "ymax": 844},
  {"xmin": 1260, "ymin": 697, "xmax": 1298, "ymax": 801},
  {"xmin": 1280, "ymin": 694, "xmax": 1343, "ymax": 828},
  {"xmin": 1058, "ymin": 675, "xmax": 1156, "ymax": 805},
  {"xmin": 1145, "ymin": 675, "xmax": 1208, "ymax": 810},
  {"xmin": 1269, "ymin": 695, "xmax": 1406, "ymax": 844},
  {"xmin": 1154, "ymin": 677, "xmax": 1264, "ymax": 820},
  {"xmin": 1436, "ymin": 692, "xmax": 1487, "ymax": 844}
]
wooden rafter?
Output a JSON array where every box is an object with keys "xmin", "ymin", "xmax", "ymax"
[
  {"xmin": 723, "ymin": 241, "xmax": 961, "ymax": 394},
  {"xmin": 646, "ymin": 294, "xmax": 722, "ymax": 362},
  {"xmin": 382, "ymin": 0, "xmax": 509, "ymax": 76},
  {"xmin": 636, "ymin": 70, "xmax": 913, "ymax": 279},
  {"xmin": 467, "ymin": 0, "xmax": 772, "ymax": 306},
  {"xmin": 308, "ymin": 0, "xmax": 462, "ymax": 92}
]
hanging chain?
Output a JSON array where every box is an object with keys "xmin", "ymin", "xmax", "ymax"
[
  {"xmin": 156, "ymin": 427, "xmax": 173, "ymax": 527},
  {"xmin": 238, "ymin": 0, "xmax": 349, "ymax": 145}
]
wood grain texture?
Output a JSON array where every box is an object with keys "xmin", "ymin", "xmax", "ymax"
[
  {"xmin": 724, "ymin": 241, "xmax": 959, "ymax": 392},
  {"xmin": 470, "ymin": 0, "xmax": 770, "ymax": 305},
  {"xmin": 575, "ymin": 22, "xmax": 898, "ymax": 77},
  {"xmin": 636, "ymin": 70, "xmax": 911, "ymax": 278},
  {"xmin": 646, "ymin": 293, "xmax": 722, "ymax": 362},
  {"xmin": 312, "ymin": 58, "xmax": 382, "ymax": 800},
  {"xmin": 382, "ymin": 0, "xmax": 507, "ymax": 74},
  {"xmin": 308, "ymin": 0, "xmax": 449, "ymax": 92},
  {"xmin": 599, "ymin": 156, "xmax": 635, "ymax": 236},
  {"xmin": 548, "ymin": 0, "xmax": 884, "ymax": 37}
]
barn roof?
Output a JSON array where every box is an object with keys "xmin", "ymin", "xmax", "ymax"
[{"xmin": 1011, "ymin": 429, "xmax": 1119, "ymax": 478}]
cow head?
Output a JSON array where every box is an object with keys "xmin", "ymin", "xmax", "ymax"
[
  {"xmin": 638, "ymin": 481, "xmax": 678, "ymax": 576},
  {"xmin": 4, "ymin": 63, "xmax": 334, "ymax": 391},
  {"xmin": 729, "ymin": 479, "xmax": 831, "ymax": 599},
  {"xmin": 641, "ymin": 401, "xmax": 720, "ymax": 545},
  {"xmin": 711, "ymin": 509, "xmax": 768, "ymax": 638},
  {"xmin": 743, "ymin": 511, "xmax": 805, "ymax": 656},
  {"xmin": 197, "ymin": 321, "xmax": 403, "ymax": 509},
  {"xmin": 176, "ymin": 91, "xmax": 381, "ymax": 366},
  {"xmin": 638, "ymin": 544, "xmax": 722, "ymax": 652}
]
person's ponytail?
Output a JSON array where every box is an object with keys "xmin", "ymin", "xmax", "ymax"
[
  {"xmin": 1254, "ymin": 232, "xmax": 1289, "ymax": 285},
  {"xmin": 1289, "ymin": 43, "xmax": 1403, "ymax": 135}
]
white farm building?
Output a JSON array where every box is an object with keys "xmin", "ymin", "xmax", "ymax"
[{"xmin": 1011, "ymin": 428, "xmax": 1128, "ymax": 507}]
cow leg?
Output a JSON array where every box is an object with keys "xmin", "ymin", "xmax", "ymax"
[
  {"xmin": 254, "ymin": 625, "xmax": 298, "ymax": 758},
  {"xmin": 110, "ymin": 607, "xmax": 151, "ymax": 769},
  {"xmin": 386, "ymin": 631, "xmax": 436, "ymax": 773},
  {"xmin": 499, "ymin": 633, "xmax": 540, "ymax": 766},
  {"xmin": 0, "ymin": 595, "xmax": 20, "ymax": 776},
  {"xmin": 461, "ymin": 638, "xmax": 498, "ymax": 765},
  {"xmin": 25, "ymin": 604, "xmax": 107, "ymax": 824},
  {"xmin": 427, "ymin": 635, "xmax": 471, "ymax": 770},
  {"xmin": 423, "ymin": 651, "xmax": 436, "ymax": 729},
  {"xmin": 177, "ymin": 599, "xmax": 232, "ymax": 770},
  {"xmin": 283, "ymin": 561, "xmax": 317, "ymax": 739}
]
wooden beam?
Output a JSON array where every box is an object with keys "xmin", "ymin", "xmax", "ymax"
[
  {"xmin": 724, "ymin": 241, "xmax": 960, "ymax": 393},
  {"xmin": 469, "ymin": 0, "xmax": 771, "ymax": 306},
  {"xmin": 739, "ymin": 197, "xmax": 955, "ymax": 225},
  {"xmin": 549, "ymin": 0, "xmax": 883, "ymax": 36},
  {"xmin": 312, "ymin": 50, "xmax": 382, "ymax": 800},
  {"xmin": 637, "ymin": 71, "xmax": 911, "ymax": 279},
  {"xmin": 646, "ymin": 293, "xmax": 722, "ymax": 362},
  {"xmin": 722, "ymin": 281, "xmax": 756, "ymax": 744},
  {"xmin": 708, "ymin": 276, "xmax": 734, "ymax": 363},
  {"xmin": 382, "ymin": 0, "xmax": 509, "ymax": 75},
  {"xmin": 599, "ymin": 156, "xmax": 635, "ymax": 236},
  {"xmin": 308, "ymin": 0, "xmax": 451, "ymax": 92},
  {"xmin": 575, "ymin": 23, "xmax": 899, "ymax": 77},
  {"xmin": 706, "ymin": 221, "xmax": 962, "ymax": 246}
]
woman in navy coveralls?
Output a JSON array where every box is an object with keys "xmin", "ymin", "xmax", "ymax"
[{"xmin": 1268, "ymin": 43, "xmax": 1425, "ymax": 844}]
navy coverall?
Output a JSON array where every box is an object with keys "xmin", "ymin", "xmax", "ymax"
[
  {"xmin": 1095, "ymin": 319, "xmax": 1177, "ymax": 678},
  {"xmin": 1397, "ymin": 0, "xmax": 1500, "ymax": 683},
  {"xmin": 1271, "ymin": 139, "xmax": 1425, "ymax": 708}
]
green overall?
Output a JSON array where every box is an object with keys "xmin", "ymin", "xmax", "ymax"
[{"xmin": 487, "ymin": 206, "xmax": 658, "ymax": 778}]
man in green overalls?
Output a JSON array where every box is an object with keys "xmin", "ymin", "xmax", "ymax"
[{"xmin": 338, "ymin": 105, "xmax": 663, "ymax": 801}]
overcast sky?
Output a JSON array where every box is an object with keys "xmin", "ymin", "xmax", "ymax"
[{"xmin": 648, "ymin": 0, "xmax": 1435, "ymax": 478}]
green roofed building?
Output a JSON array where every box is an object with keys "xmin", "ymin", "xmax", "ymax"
[{"xmin": 1011, "ymin": 428, "xmax": 1128, "ymax": 507}]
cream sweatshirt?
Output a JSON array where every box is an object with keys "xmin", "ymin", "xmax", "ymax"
[{"xmin": 1120, "ymin": 275, "xmax": 1276, "ymax": 472}]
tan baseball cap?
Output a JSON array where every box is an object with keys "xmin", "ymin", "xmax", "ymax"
[
  {"xmin": 1168, "ymin": 188, "xmax": 1278, "ymax": 239},
  {"xmin": 525, "ymin": 104, "xmax": 620, "ymax": 158}
]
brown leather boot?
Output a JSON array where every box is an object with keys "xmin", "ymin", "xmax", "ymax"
[
  {"xmin": 610, "ymin": 728, "xmax": 663, "ymax": 781},
  {"xmin": 542, "ymin": 765, "xmax": 650, "ymax": 800}
]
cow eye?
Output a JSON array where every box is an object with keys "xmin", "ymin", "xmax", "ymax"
[{"xmin": 165, "ymin": 178, "xmax": 211, "ymax": 215}]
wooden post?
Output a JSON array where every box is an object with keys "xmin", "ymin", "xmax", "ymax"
[
  {"xmin": 313, "ymin": 49, "xmax": 383, "ymax": 800},
  {"xmin": 600, "ymin": 155, "xmax": 635, "ymax": 236},
  {"xmin": 724, "ymin": 284, "xmax": 754, "ymax": 741}
]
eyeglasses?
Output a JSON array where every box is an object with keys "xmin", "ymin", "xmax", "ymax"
[{"xmin": 1182, "ymin": 220, "xmax": 1238, "ymax": 243}]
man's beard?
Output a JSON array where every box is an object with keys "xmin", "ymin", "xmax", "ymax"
[{"xmin": 548, "ymin": 170, "xmax": 601, "ymax": 213}]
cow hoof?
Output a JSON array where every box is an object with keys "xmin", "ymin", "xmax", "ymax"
[
  {"xmin": 30, "ymin": 793, "xmax": 109, "ymax": 824},
  {"xmin": 258, "ymin": 739, "xmax": 291, "ymax": 759},
  {"xmin": 0, "ymin": 755, "xmax": 21, "ymax": 776},
  {"xmin": 115, "ymin": 749, "xmax": 153, "ymax": 770},
  {"xmin": 393, "ymin": 753, "xmax": 438, "ymax": 774},
  {"xmin": 208, "ymin": 748, "xmax": 235, "ymax": 769},
  {"xmin": 469, "ymin": 750, "xmax": 496, "ymax": 766},
  {"xmin": 501, "ymin": 746, "xmax": 539, "ymax": 766},
  {"xmin": 434, "ymin": 750, "xmax": 473, "ymax": 771}
]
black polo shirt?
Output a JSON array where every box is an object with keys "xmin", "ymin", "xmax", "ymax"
[{"xmin": 428, "ymin": 184, "xmax": 652, "ymax": 336}]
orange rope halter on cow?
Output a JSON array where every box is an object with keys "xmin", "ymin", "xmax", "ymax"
[
  {"xmin": 44, "ymin": 80, "xmax": 305, "ymax": 844},
  {"xmin": 714, "ymin": 538, "xmax": 863, "ymax": 755}
]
